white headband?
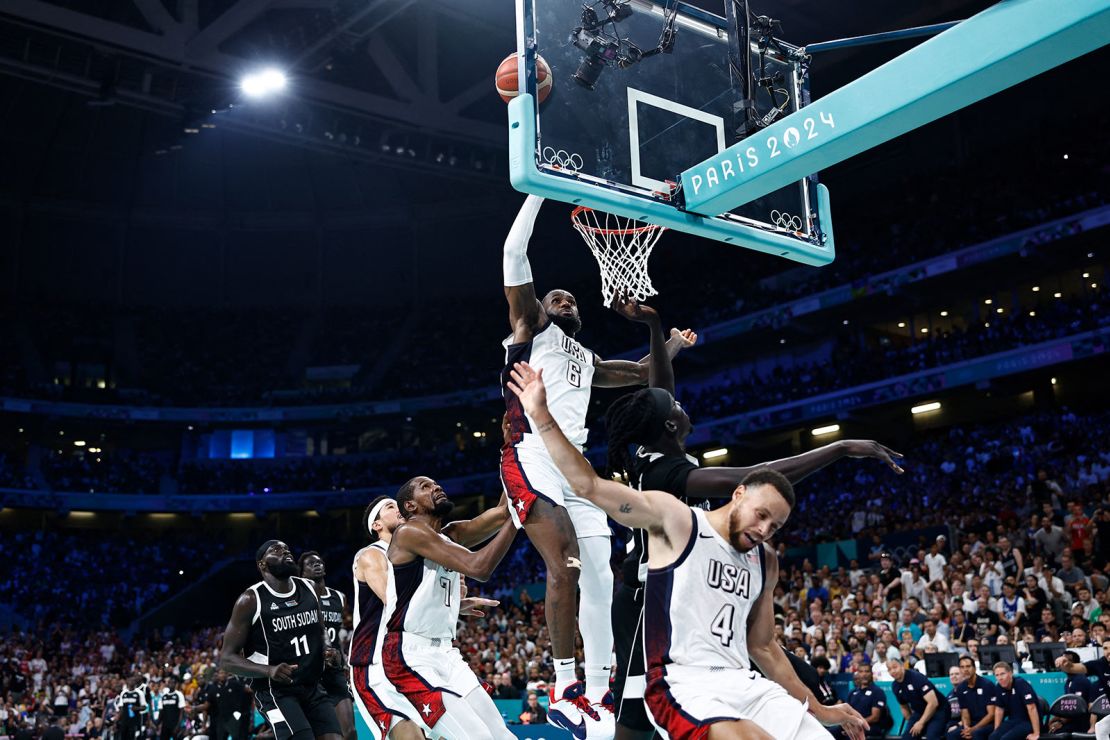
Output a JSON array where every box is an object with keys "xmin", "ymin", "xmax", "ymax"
[{"xmin": 367, "ymin": 498, "xmax": 393, "ymax": 535}]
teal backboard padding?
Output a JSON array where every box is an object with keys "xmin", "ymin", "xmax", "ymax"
[
  {"xmin": 507, "ymin": 94, "xmax": 837, "ymax": 267},
  {"xmin": 682, "ymin": 0, "xmax": 1110, "ymax": 216}
]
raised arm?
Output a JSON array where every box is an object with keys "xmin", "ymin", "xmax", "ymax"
[
  {"xmin": 442, "ymin": 491, "xmax": 511, "ymax": 548},
  {"xmin": 747, "ymin": 546, "xmax": 869, "ymax": 740},
  {"xmin": 594, "ymin": 299, "xmax": 687, "ymax": 391},
  {"xmin": 218, "ymin": 590, "xmax": 294, "ymax": 683},
  {"xmin": 507, "ymin": 360, "xmax": 690, "ymax": 534},
  {"xmin": 391, "ymin": 518, "xmax": 516, "ymax": 582},
  {"xmin": 685, "ymin": 440, "xmax": 904, "ymax": 498},
  {"xmin": 504, "ymin": 195, "xmax": 546, "ymax": 340}
]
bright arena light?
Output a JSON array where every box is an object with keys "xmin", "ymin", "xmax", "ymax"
[
  {"xmin": 811, "ymin": 424, "xmax": 840, "ymax": 437},
  {"xmin": 702, "ymin": 448, "xmax": 729, "ymax": 460},
  {"xmin": 911, "ymin": 401, "xmax": 942, "ymax": 415},
  {"xmin": 241, "ymin": 68, "xmax": 287, "ymax": 98}
]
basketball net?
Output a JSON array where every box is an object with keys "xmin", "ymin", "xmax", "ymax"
[{"xmin": 570, "ymin": 207, "xmax": 665, "ymax": 305}]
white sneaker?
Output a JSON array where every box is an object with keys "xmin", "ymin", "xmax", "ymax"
[
  {"xmin": 585, "ymin": 691, "xmax": 616, "ymax": 739},
  {"xmin": 547, "ymin": 682, "xmax": 597, "ymax": 740}
]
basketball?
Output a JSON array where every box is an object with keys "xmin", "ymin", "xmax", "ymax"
[{"xmin": 495, "ymin": 53, "xmax": 552, "ymax": 104}]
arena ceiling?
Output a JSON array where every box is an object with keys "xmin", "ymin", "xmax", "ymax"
[{"xmin": 0, "ymin": 0, "xmax": 998, "ymax": 184}]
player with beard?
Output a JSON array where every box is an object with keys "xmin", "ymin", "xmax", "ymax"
[
  {"xmin": 351, "ymin": 495, "xmax": 503, "ymax": 740},
  {"xmin": 602, "ymin": 375, "xmax": 902, "ymax": 738},
  {"xmin": 507, "ymin": 361, "xmax": 869, "ymax": 739},
  {"xmin": 374, "ymin": 478, "xmax": 517, "ymax": 739},
  {"xmin": 502, "ymin": 194, "xmax": 694, "ymax": 737},
  {"xmin": 299, "ymin": 552, "xmax": 355, "ymax": 740},
  {"xmin": 219, "ymin": 540, "xmax": 341, "ymax": 740}
]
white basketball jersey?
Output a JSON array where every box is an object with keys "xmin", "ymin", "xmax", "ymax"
[
  {"xmin": 377, "ymin": 539, "xmax": 460, "ymax": 650},
  {"xmin": 643, "ymin": 508, "xmax": 766, "ymax": 672},
  {"xmin": 503, "ymin": 321, "xmax": 595, "ymax": 448}
]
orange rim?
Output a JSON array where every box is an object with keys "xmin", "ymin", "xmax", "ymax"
[{"xmin": 570, "ymin": 206, "xmax": 665, "ymax": 236}]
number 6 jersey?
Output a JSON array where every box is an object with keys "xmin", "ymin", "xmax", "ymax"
[
  {"xmin": 246, "ymin": 576, "xmax": 325, "ymax": 690},
  {"xmin": 502, "ymin": 321, "xmax": 595, "ymax": 450},
  {"xmin": 644, "ymin": 508, "xmax": 766, "ymax": 672}
]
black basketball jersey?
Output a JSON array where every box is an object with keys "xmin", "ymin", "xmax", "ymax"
[
  {"xmin": 159, "ymin": 690, "xmax": 185, "ymax": 725},
  {"xmin": 117, "ymin": 689, "xmax": 145, "ymax": 720},
  {"xmin": 245, "ymin": 576, "xmax": 325, "ymax": 689},
  {"xmin": 318, "ymin": 586, "xmax": 346, "ymax": 651},
  {"xmin": 623, "ymin": 448, "xmax": 705, "ymax": 585}
]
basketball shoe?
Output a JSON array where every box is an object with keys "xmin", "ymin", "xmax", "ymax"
[{"xmin": 548, "ymin": 681, "xmax": 598, "ymax": 739}]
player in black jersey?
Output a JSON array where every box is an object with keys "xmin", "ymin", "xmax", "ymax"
[
  {"xmin": 157, "ymin": 677, "xmax": 187, "ymax": 740},
  {"xmin": 298, "ymin": 552, "xmax": 355, "ymax": 740},
  {"xmin": 115, "ymin": 676, "xmax": 147, "ymax": 740},
  {"xmin": 598, "ymin": 330, "xmax": 904, "ymax": 740},
  {"xmin": 219, "ymin": 539, "xmax": 342, "ymax": 740}
]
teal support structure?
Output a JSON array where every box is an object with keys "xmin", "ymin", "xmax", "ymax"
[
  {"xmin": 507, "ymin": 94, "xmax": 837, "ymax": 266},
  {"xmin": 682, "ymin": 0, "xmax": 1110, "ymax": 218}
]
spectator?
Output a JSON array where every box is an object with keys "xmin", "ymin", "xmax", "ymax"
[
  {"xmin": 951, "ymin": 654, "xmax": 998, "ymax": 740},
  {"xmin": 1034, "ymin": 521, "xmax": 1067, "ymax": 565},
  {"xmin": 834, "ymin": 663, "xmax": 890, "ymax": 740},
  {"xmin": 917, "ymin": 619, "xmax": 952, "ymax": 653},
  {"xmin": 1057, "ymin": 552, "xmax": 1087, "ymax": 593},
  {"xmin": 988, "ymin": 661, "xmax": 1040, "ymax": 740},
  {"xmin": 887, "ymin": 659, "xmax": 947, "ymax": 740},
  {"xmin": 518, "ymin": 691, "xmax": 546, "ymax": 725}
]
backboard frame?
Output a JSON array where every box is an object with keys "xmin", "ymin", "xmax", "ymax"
[{"xmin": 507, "ymin": 0, "xmax": 837, "ymax": 267}]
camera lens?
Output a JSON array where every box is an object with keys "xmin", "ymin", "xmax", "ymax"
[{"xmin": 573, "ymin": 55, "xmax": 605, "ymax": 89}]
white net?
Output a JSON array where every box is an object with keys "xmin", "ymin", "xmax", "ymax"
[{"xmin": 570, "ymin": 207, "xmax": 666, "ymax": 306}]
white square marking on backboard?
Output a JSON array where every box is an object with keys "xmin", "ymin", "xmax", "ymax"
[{"xmin": 627, "ymin": 87, "xmax": 727, "ymax": 193}]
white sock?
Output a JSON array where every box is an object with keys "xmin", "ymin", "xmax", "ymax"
[
  {"xmin": 554, "ymin": 657, "xmax": 577, "ymax": 697},
  {"xmin": 577, "ymin": 535, "xmax": 615, "ymax": 703},
  {"xmin": 584, "ymin": 667, "xmax": 611, "ymax": 704}
]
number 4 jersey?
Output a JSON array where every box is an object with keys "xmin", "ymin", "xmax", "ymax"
[
  {"xmin": 246, "ymin": 576, "xmax": 326, "ymax": 690},
  {"xmin": 644, "ymin": 508, "xmax": 766, "ymax": 672}
]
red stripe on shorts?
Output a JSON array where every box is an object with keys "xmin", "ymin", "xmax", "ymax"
[
  {"xmin": 644, "ymin": 668, "xmax": 711, "ymax": 740},
  {"xmin": 351, "ymin": 665, "xmax": 398, "ymax": 736},
  {"xmin": 500, "ymin": 445, "xmax": 541, "ymax": 525},
  {"xmin": 381, "ymin": 632, "xmax": 447, "ymax": 728}
]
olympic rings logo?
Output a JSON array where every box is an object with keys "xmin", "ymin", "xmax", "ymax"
[
  {"xmin": 541, "ymin": 147, "xmax": 584, "ymax": 173},
  {"xmin": 770, "ymin": 210, "xmax": 803, "ymax": 231}
]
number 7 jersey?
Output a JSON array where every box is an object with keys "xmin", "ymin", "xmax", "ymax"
[
  {"xmin": 644, "ymin": 508, "xmax": 766, "ymax": 672},
  {"xmin": 502, "ymin": 321, "xmax": 595, "ymax": 449},
  {"xmin": 376, "ymin": 541, "xmax": 461, "ymax": 647}
]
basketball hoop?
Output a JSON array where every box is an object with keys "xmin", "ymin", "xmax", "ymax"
[{"xmin": 570, "ymin": 206, "xmax": 666, "ymax": 306}]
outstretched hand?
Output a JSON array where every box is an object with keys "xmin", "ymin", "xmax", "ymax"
[
  {"xmin": 459, "ymin": 582, "xmax": 499, "ymax": 618},
  {"xmin": 507, "ymin": 362, "xmax": 547, "ymax": 418},
  {"xmin": 815, "ymin": 702, "xmax": 869, "ymax": 740},
  {"xmin": 841, "ymin": 440, "xmax": 905, "ymax": 474},
  {"xmin": 669, "ymin": 327, "xmax": 698, "ymax": 350},
  {"xmin": 609, "ymin": 293, "xmax": 659, "ymax": 324}
]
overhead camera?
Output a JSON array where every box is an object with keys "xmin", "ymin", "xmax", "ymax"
[{"xmin": 570, "ymin": 0, "xmax": 676, "ymax": 90}]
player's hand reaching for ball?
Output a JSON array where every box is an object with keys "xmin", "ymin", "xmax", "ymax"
[
  {"xmin": 507, "ymin": 362, "xmax": 547, "ymax": 418},
  {"xmin": 840, "ymin": 439, "xmax": 905, "ymax": 474},
  {"xmin": 814, "ymin": 703, "xmax": 869, "ymax": 740},
  {"xmin": 268, "ymin": 663, "xmax": 297, "ymax": 684},
  {"xmin": 609, "ymin": 293, "xmax": 660, "ymax": 324}
]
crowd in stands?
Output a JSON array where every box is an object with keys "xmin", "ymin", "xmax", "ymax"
[
  {"xmin": 0, "ymin": 133, "xmax": 1104, "ymax": 409},
  {"xmin": 0, "ymin": 531, "xmax": 220, "ymax": 628}
]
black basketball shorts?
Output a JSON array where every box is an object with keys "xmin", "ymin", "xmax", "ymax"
[
  {"xmin": 254, "ymin": 683, "xmax": 340, "ymax": 740},
  {"xmin": 612, "ymin": 582, "xmax": 653, "ymax": 732}
]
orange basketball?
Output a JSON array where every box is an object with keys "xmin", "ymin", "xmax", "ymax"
[{"xmin": 495, "ymin": 54, "xmax": 552, "ymax": 104}]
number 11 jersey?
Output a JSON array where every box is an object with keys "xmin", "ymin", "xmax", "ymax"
[{"xmin": 246, "ymin": 577, "xmax": 325, "ymax": 690}]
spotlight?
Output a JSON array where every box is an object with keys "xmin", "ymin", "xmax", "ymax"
[
  {"xmin": 939, "ymin": 310, "xmax": 948, "ymax": 317},
  {"xmin": 240, "ymin": 68, "xmax": 287, "ymax": 99},
  {"xmin": 911, "ymin": 401, "xmax": 941, "ymax": 415},
  {"xmin": 897, "ymin": 322, "xmax": 906, "ymax": 328},
  {"xmin": 702, "ymin": 448, "xmax": 728, "ymax": 460},
  {"xmin": 811, "ymin": 424, "xmax": 840, "ymax": 437}
]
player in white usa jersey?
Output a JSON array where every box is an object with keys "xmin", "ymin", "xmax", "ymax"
[
  {"xmin": 374, "ymin": 477, "xmax": 517, "ymax": 740},
  {"xmin": 507, "ymin": 362, "xmax": 871, "ymax": 740},
  {"xmin": 501, "ymin": 194, "xmax": 695, "ymax": 738}
]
